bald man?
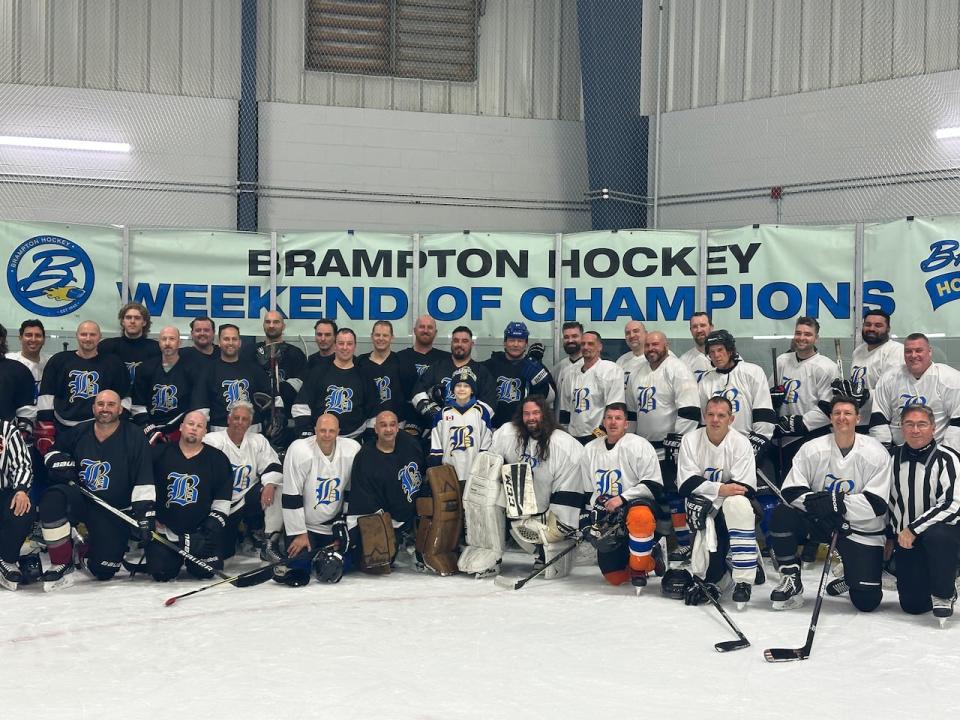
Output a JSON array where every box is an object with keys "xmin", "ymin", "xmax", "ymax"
[
  {"xmin": 131, "ymin": 326, "xmax": 198, "ymax": 445},
  {"xmin": 38, "ymin": 390, "xmax": 155, "ymax": 590},
  {"xmin": 396, "ymin": 315, "xmax": 451, "ymax": 436},
  {"xmin": 616, "ymin": 320, "xmax": 648, "ymax": 387}
]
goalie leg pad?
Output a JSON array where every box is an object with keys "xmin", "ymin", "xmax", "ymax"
[
  {"xmin": 415, "ymin": 465, "xmax": 462, "ymax": 576},
  {"xmin": 625, "ymin": 504, "xmax": 657, "ymax": 574},
  {"xmin": 501, "ymin": 462, "xmax": 542, "ymax": 519},
  {"xmin": 357, "ymin": 512, "xmax": 396, "ymax": 575},
  {"xmin": 541, "ymin": 539, "xmax": 575, "ymax": 579},
  {"xmin": 459, "ymin": 451, "xmax": 506, "ymax": 575},
  {"xmin": 722, "ymin": 495, "xmax": 758, "ymax": 584}
]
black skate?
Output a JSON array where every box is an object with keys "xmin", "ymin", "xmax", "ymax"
[
  {"xmin": 0, "ymin": 560, "xmax": 22, "ymax": 591},
  {"xmin": 770, "ymin": 564, "xmax": 803, "ymax": 610},
  {"xmin": 733, "ymin": 582, "xmax": 752, "ymax": 610},
  {"xmin": 42, "ymin": 563, "xmax": 75, "ymax": 592}
]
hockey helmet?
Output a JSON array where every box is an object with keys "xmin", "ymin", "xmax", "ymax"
[
  {"xmin": 504, "ymin": 321, "xmax": 530, "ymax": 340},
  {"xmin": 704, "ymin": 329, "xmax": 736, "ymax": 354}
]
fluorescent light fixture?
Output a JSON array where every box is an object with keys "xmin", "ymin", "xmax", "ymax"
[
  {"xmin": 0, "ymin": 135, "xmax": 130, "ymax": 152},
  {"xmin": 925, "ymin": 332, "xmax": 946, "ymax": 338},
  {"xmin": 752, "ymin": 335, "xmax": 793, "ymax": 340},
  {"xmin": 935, "ymin": 127, "xmax": 960, "ymax": 139}
]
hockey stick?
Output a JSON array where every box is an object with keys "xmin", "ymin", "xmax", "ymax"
[
  {"xmin": 690, "ymin": 575, "xmax": 751, "ymax": 652},
  {"xmin": 764, "ymin": 530, "xmax": 839, "ymax": 662},
  {"xmin": 494, "ymin": 524, "xmax": 618, "ymax": 591},
  {"xmin": 69, "ymin": 481, "xmax": 231, "ymax": 581}
]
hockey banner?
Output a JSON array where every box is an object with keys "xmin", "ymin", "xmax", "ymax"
[
  {"xmin": 128, "ymin": 229, "xmax": 271, "ymax": 335},
  {"xmin": 560, "ymin": 230, "xmax": 701, "ymax": 339},
  {"xmin": 864, "ymin": 217, "xmax": 960, "ymax": 337},
  {"xmin": 706, "ymin": 225, "xmax": 856, "ymax": 338},
  {"xmin": 2, "ymin": 220, "xmax": 122, "ymax": 332}
]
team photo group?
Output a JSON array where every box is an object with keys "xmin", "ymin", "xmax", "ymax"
[{"xmin": 1, "ymin": 300, "xmax": 958, "ymax": 639}]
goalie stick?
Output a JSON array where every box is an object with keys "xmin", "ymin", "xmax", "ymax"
[
  {"xmin": 690, "ymin": 575, "xmax": 751, "ymax": 653},
  {"xmin": 764, "ymin": 530, "xmax": 839, "ymax": 662}
]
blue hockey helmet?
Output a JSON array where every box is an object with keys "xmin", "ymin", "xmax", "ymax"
[{"xmin": 504, "ymin": 321, "xmax": 529, "ymax": 340}]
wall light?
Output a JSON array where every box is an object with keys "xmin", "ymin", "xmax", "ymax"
[
  {"xmin": 0, "ymin": 135, "xmax": 131, "ymax": 152},
  {"xmin": 935, "ymin": 127, "xmax": 960, "ymax": 139}
]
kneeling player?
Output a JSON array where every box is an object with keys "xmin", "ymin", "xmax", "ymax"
[
  {"xmin": 581, "ymin": 403, "xmax": 664, "ymax": 591},
  {"xmin": 147, "ymin": 411, "xmax": 233, "ymax": 581},
  {"xmin": 0, "ymin": 419, "xmax": 36, "ymax": 591},
  {"xmin": 38, "ymin": 391, "xmax": 156, "ymax": 590},
  {"xmin": 676, "ymin": 396, "xmax": 759, "ymax": 609},
  {"xmin": 278, "ymin": 414, "xmax": 359, "ymax": 585},
  {"xmin": 768, "ymin": 396, "xmax": 892, "ymax": 611}
]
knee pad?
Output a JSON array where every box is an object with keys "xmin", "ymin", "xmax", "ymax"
[
  {"xmin": 602, "ymin": 568, "xmax": 631, "ymax": 586},
  {"xmin": 850, "ymin": 585, "xmax": 882, "ymax": 613},
  {"xmin": 86, "ymin": 557, "xmax": 121, "ymax": 581},
  {"xmin": 151, "ymin": 571, "xmax": 178, "ymax": 583},
  {"xmin": 721, "ymin": 495, "xmax": 755, "ymax": 527},
  {"xmin": 625, "ymin": 505, "xmax": 656, "ymax": 537}
]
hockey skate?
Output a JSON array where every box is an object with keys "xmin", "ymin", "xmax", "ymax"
[
  {"xmin": 473, "ymin": 560, "xmax": 502, "ymax": 579},
  {"xmin": 732, "ymin": 582, "xmax": 751, "ymax": 610},
  {"xmin": 668, "ymin": 544, "xmax": 692, "ymax": 565},
  {"xmin": 0, "ymin": 560, "xmax": 22, "ymax": 591},
  {"xmin": 770, "ymin": 564, "xmax": 803, "ymax": 610},
  {"xmin": 826, "ymin": 577, "xmax": 849, "ymax": 596},
  {"xmin": 42, "ymin": 563, "xmax": 75, "ymax": 593},
  {"xmin": 631, "ymin": 570, "xmax": 648, "ymax": 596},
  {"xmin": 932, "ymin": 593, "xmax": 956, "ymax": 628}
]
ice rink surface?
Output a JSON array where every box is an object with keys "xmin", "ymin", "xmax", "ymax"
[{"xmin": 3, "ymin": 548, "xmax": 958, "ymax": 720}]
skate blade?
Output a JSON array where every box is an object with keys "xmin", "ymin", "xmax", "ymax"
[
  {"xmin": 634, "ymin": 586, "xmax": 644, "ymax": 597},
  {"xmin": 736, "ymin": 601, "xmax": 746, "ymax": 611},
  {"xmin": 43, "ymin": 575, "xmax": 75, "ymax": 593},
  {"xmin": 939, "ymin": 618, "xmax": 948, "ymax": 629},
  {"xmin": 771, "ymin": 596, "xmax": 804, "ymax": 611},
  {"xmin": 0, "ymin": 576, "xmax": 19, "ymax": 592}
]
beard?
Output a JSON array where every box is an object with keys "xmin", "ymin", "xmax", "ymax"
[
  {"xmin": 862, "ymin": 329, "xmax": 889, "ymax": 345},
  {"xmin": 563, "ymin": 341, "xmax": 580, "ymax": 356}
]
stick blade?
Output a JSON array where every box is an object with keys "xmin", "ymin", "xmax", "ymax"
[
  {"xmin": 493, "ymin": 575, "xmax": 522, "ymax": 590},
  {"xmin": 715, "ymin": 639, "xmax": 750, "ymax": 653},
  {"xmin": 233, "ymin": 566, "xmax": 275, "ymax": 588},
  {"xmin": 163, "ymin": 597, "xmax": 178, "ymax": 607},
  {"xmin": 763, "ymin": 647, "xmax": 807, "ymax": 662}
]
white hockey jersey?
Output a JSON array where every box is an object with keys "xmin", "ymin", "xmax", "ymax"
[
  {"xmin": 203, "ymin": 430, "xmax": 282, "ymax": 514},
  {"xmin": 490, "ymin": 424, "xmax": 588, "ymax": 529},
  {"xmin": 626, "ymin": 355, "xmax": 700, "ymax": 452},
  {"xmin": 869, "ymin": 363, "xmax": 960, "ymax": 447},
  {"xmin": 553, "ymin": 356, "xmax": 583, "ymax": 417},
  {"xmin": 698, "ymin": 361, "xmax": 776, "ymax": 440},
  {"xmin": 782, "ymin": 434, "xmax": 893, "ymax": 547},
  {"xmin": 677, "ymin": 428, "xmax": 757, "ymax": 509},
  {"xmin": 559, "ymin": 359, "xmax": 625, "ymax": 438},
  {"xmin": 282, "ymin": 435, "xmax": 362, "ymax": 535},
  {"xmin": 616, "ymin": 351, "xmax": 647, "ymax": 391},
  {"xmin": 429, "ymin": 400, "xmax": 493, "ymax": 482},
  {"xmin": 849, "ymin": 340, "xmax": 903, "ymax": 427},
  {"xmin": 772, "ymin": 352, "xmax": 837, "ymax": 431},
  {"xmin": 679, "ymin": 347, "xmax": 712, "ymax": 384},
  {"xmin": 581, "ymin": 433, "xmax": 663, "ymax": 506}
]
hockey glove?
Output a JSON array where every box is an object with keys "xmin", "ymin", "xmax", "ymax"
[
  {"xmin": 313, "ymin": 549, "xmax": 344, "ymax": 584},
  {"xmin": 769, "ymin": 385, "xmax": 787, "ymax": 411},
  {"xmin": 830, "ymin": 379, "xmax": 869, "ymax": 409},
  {"xmin": 45, "ymin": 452, "xmax": 76, "ymax": 485},
  {"xmin": 137, "ymin": 510, "xmax": 156, "ymax": 546},
  {"xmin": 15, "ymin": 417, "xmax": 33, "ymax": 447},
  {"xmin": 662, "ymin": 432, "xmax": 684, "ymax": 461},
  {"xmin": 198, "ymin": 512, "xmax": 227, "ymax": 557},
  {"xmin": 684, "ymin": 494, "xmax": 712, "ymax": 532},
  {"xmin": 527, "ymin": 342, "xmax": 546, "ymax": 362},
  {"xmin": 263, "ymin": 408, "xmax": 288, "ymax": 444},
  {"xmin": 518, "ymin": 357, "xmax": 549, "ymax": 388},
  {"xmin": 416, "ymin": 397, "xmax": 441, "ymax": 421},
  {"xmin": 778, "ymin": 415, "xmax": 809, "ymax": 436},
  {"xmin": 332, "ymin": 517, "xmax": 350, "ymax": 552},
  {"xmin": 684, "ymin": 579, "xmax": 720, "ymax": 606},
  {"xmin": 143, "ymin": 424, "xmax": 164, "ymax": 446},
  {"xmin": 429, "ymin": 382, "xmax": 448, "ymax": 407},
  {"xmin": 748, "ymin": 431, "xmax": 771, "ymax": 458},
  {"xmin": 803, "ymin": 490, "xmax": 846, "ymax": 531},
  {"xmin": 35, "ymin": 420, "xmax": 55, "ymax": 456}
]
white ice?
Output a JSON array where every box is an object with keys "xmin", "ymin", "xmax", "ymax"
[{"xmin": 2, "ymin": 549, "xmax": 958, "ymax": 720}]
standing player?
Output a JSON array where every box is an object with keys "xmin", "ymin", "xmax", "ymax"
[
  {"xmin": 0, "ymin": 416, "xmax": 35, "ymax": 591},
  {"xmin": 869, "ymin": 333, "xmax": 960, "ymax": 449},
  {"xmin": 0, "ymin": 324, "xmax": 37, "ymax": 427},
  {"xmin": 7, "ymin": 319, "xmax": 49, "ymax": 408},
  {"xmin": 676, "ymin": 396, "xmax": 759, "ymax": 608},
  {"xmin": 305, "ymin": 319, "xmax": 337, "ymax": 373},
  {"xmin": 396, "ymin": 315, "xmax": 450, "ymax": 436},
  {"xmin": 278, "ymin": 414, "xmax": 360, "ymax": 586},
  {"xmin": 293, "ymin": 328, "xmax": 374, "ymax": 441},
  {"xmin": 130, "ymin": 326, "xmax": 196, "ymax": 444},
  {"xmin": 581, "ymin": 403, "xmax": 663, "ymax": 590},
  {"xmin": 202, "ymin": 402, "xmax": 283, "ymax": 560},
  {"xmin": 558, "ymin": 331, "xmax": 625, "ymax": 444},
  {"xmin": 179, "ymin": 317, "xmax": 220, "ymax": 368},
  {"xmin": 888, "ymin": 405, "xmax": 960, "ymax": 623},
  {"xmin": 429, "ymin": 367, "xmax": 493, "ymax": 482},
  {"xmin": 616, "ymin": 320, "xmax": 647, "ymax": 389},
  {"xmin": 849, "ymin": 309, "xmax": 902, "ymax": 431},
  {"xmin": 483, "ymin": 322, "xmax": 552, "ymax": 428},
  {"xmin": 97, "ymin": 302, "xmax": 160, "ymax": 386},
  {"xmin": 147, "ymin": 411, "xmax": 233, "ymax": 581},
  {"xmin": 411, "ymin": 326, "xmax": 496, "ymax": 425},
  {"xmin": 768, "ymin": 396, "xmax": 892, "ymax": 612},
  {"xmin": 552, "ymin": 322, "xmax": 584, "ymax": 414},
  {"xmin": 680, "ymin": 312, "xmax": 714, "ymax": 384},
  {"xmin": 38, "ymin": 390, "xmax": 155, "ymax": 590},
  {"xmin": 358, "ymin": 321, "xmax": 407, "ymax": 420}
]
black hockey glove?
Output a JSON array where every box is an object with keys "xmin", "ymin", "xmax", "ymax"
[
  {"xmin": 662, "ymin": 432, "xmax": 684, "ymax": 461},
  {"xmin": 313, "ymin": 549, "xmax": 344, "ymax": 584},
  {"xmin": 332, "ymin": 517, "xmax": 350, "ymax": 552},
  {"xmin": 197, "ymin": 512, "xmax": 227, "ymax": 556},
  {"xmin": 830, "ymin": 379, "xmax": 869, "ymax": 409},
  {"xmin": 15, "ymin": 417, "xmax": 33, "ymax": 447},
  {"xmin": 518, "ymin": 357, "xmax": 549, "ymax": 387},
  {"xmin": 803, "ymin": 490, "xmax": 846, "ymax": 531},
  {"xmin": 263, "ymin": 407, "xmax": 288, "ymax": 444},
  {"xmin": 143, "ymin": 424, "xmax": 164, "ymax": 446},
  {"xmin": 429, "ymin": 382, "xmax": 448, "ymax": 407},
  {"xmin": 769, "ymin": 385, "xmax": 787, "ymax": 411},
  {"xmin": 45, "ymin": 452, "xmax": 76, "ymax": 485},
  {"xmin": 748, "ymin": 431, "xmax": 771, "ymax": 458},
  {"xmin": 684, "ymin": 579, "xmax": 720, "ymax": 606},
  {"xmin": 527, "ymin": 342, "xmax": 545, "ymax": 363},
  {"xmin": 684, "ymin": 494, "xmax": 712, "ymax": 532},
  {"xmin": 416, "ymin": 397, "xmax": 441, "ymax": 420},
  {"xmin": 137, "ymin": 510, "xmax": 156, "ymax": 546},
  {"xmin": 778, "ymin": 415, "xmax": 809, "ymax": 436}
]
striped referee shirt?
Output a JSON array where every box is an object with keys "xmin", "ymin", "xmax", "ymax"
[
  {"xmin": 889, "ymin": 440, "xmax": 960, "ymax": 535},
  {"xmin": 0, "ymin": 418, "xmax": 33, "ymax": 492}
]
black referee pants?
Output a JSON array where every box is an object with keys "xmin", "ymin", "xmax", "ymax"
[
  {"xmin": 0, "ymin": 488, "xmax": 35, "ymax": 563},
  {"xmin": 894, "ymin": 523, "xmax": 960, "ymax": 614}
]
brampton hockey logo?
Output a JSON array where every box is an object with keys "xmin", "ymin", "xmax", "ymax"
[
  {"xmin": 594, "ymin": 468, "xmax": 623, "ymax": 496},
  {"xmin": 693, "ymin": 369, "xmax": 708, "ymax": 384},
  {"xmin": 851, "ymin": 366, "xmax": 867, "ymax": 385},
  {"xmin": 449, "ymin": 425, "xmax": 475, "ymax": 451},
  {"xmin": 221, "ymin": 379, "xmax": 250, "ymax": 407},
  {"xmin": 151, "ymin": 384, "xmax": 179, "ymax": 412},
  {"xmin": 79, "ymin": 459, "xmax": 111, "ymax": 491},
  {"xmin": 714, "ymin": 388, "xmax": 741, "ymax": 413},
  {"xmin": 231, "ymin": 464, "xmax": 253, "ymax": 493},
  {"xmin": 824, "ymin": 473, "xmax": 855, "ymax": 493},
  {"xmin": 897, "ymin": 393, "xmax": 927, "ymax": 411},
  {"xmin": 125, "ymin": 361, "xmax": 141, "ymax": 385},
  {"xmin": 497, "ymin": 376, "xmax": 522, "ymax": 403},
  {"xmin": 399, "ymin": 462, "xmax": 422, "ymax": 502},
  {"xmin": 782, "ymin": 377, "xmax": 801, "ymax": 404},
  {"xmin": 314, "ymin": 477, "xmax": 342, "ymax": 507},
  {"xmin": 375, "ymin": 376, "xmax": 392, "ymax": 403},
  {"xmin": 325, "ymin": 385, "xmax": 354, "ymax": 414},
  {"xmin": 704, "ymin": 467, "xmax": 723, "ymax": 483},
  {"xmin": 636, "ymin": 386, "xmax": 657, "ymax": 414},
  {"xmin": 166, "ymin": 472, "xmax": 200, "ymax": 507},
  {"xmin": 68, "ymin": 369, "xmax": 100, "ymax": 402},
  {"xmin": 519, "ymin": 450, "xmax": 540, "ymax": 469},
  {"xmin": 415, "ymin": 363, "xmax": 429, "ymax": 377},
  {"xmin": 6, "ymin": 235, "xmax": 95, "ymax": 316},
  {"xmin": 573, "ymin": 387, "xmax": 591, "ymax": 414},
  {"xmin": 919, "ymin": 239, "xmax": 960, "ymax": 311}
]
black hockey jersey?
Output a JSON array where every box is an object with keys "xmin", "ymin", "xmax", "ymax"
[
  {"xmin": 98, "ymin": 335, "xmax": 161, "ymax": 387},
  {"xmin": 348, "ymin": 432, "xmax": 424, "ymax": 525},
  {"xmin": 396, "ymin": 347, "xmax": 450, "ymax": 427},
  {"xmin": 292, "ymin": 362, "xmax": 374, "ymax": 439},
  {"xmin": 0, "ymin": 357, "xmax": 37, "ymax": 422},
  {"xmin": 191, "ymin": 358, "xmax": 271, "ymax": 429},
  {"xmin": 482, "ymin": 350, "xmax": 552, "ymax": 428},
  {"xmin": 411, "ymin": 358, "xmax": 496, "ymax": 413},
  {"xmin": 243, "ymin": 341, "xmax": 307, "ymax": 409},
  {"xmin": 357, "ymin": 351, "xmax": 407, "ymax": 417},
  {"xmin": 130, "ymin": 356, "xmax": 198, "ymax": 431},
  {"xmin": 38, "ymin": 351, "xmax": 131, "ymax": 427},
  {"xmin": 152, "ymin": 442, "xmax": 233, "ymax": 535}
]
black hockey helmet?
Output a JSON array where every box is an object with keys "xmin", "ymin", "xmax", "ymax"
[
  {"xmin": 660, "ymin": 568, "xmax": 693, "ymax": 600},
  {"xmin": 704, "ymin": 329, "xmax": 736, "ymax": 354}
]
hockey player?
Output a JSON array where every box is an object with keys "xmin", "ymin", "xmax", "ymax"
[
  {"xmin": 849, "ymin": 309, "xmax": 902, "ymax": 431},
  {"xmin": 278, "ymin": 414, "xmax": 360, "ymax": 586},
  {"xmin": 293, "ymin": 328, "xmax": 374, "ymax": 440},
  {"xmin": 429, "ymin": 366, "xmax": 493, "ymax": 482},
  {"xmin": 396, "ymin": 315, "xmax": 450, "ymax": 436},
  {"xmin": 698, "ymin": 329, "xmax": 776, "ymax": 458},
  {"xmin": 483, "ymin": 321, "xmax": 552, "ymax": 428},
  {"xmin": 491, "ymin": 396, "xmax": 588, "ymax": 579},
  {"xmin": 552, "ymin": 322, "xmax": 584, "ymax": 414},
  {"xmin": 676, "ymin": 396, "xmax": 759, "ymax": 609},
  {"xmin": 358, "ymin": 321, "xmax": 407, "ymax": 420},
  {"xmin": 616, "ymin": 320, "xmax": 647, "ymax": 388},
  {"xmin": 190, "ymin": 324, "xmax": 274, "ymax": 432},
  {"xmin": 202, "ymin": 402, "xmax": 283, "ymax": 560},
  {"xmin": 131, "ymin": 326, "xmax": 197, "ymax": 444},
  {"xmin": 680, "ymin": 312, "xmax": 714, "ymax": 383},
  {"xmin": 888, "ymin": 405, "xmax": 960, "ymax": 623},
  {"xmin": 37, "ymin": 390, "xmax": 155, "ymax": 590},
  {"xmin": 97, "ymin": 302, "xmax": 160, "ymax": 386},
  {"xmin": 0, "ymin": 324, "xmax": 37, "ymax": 427},
  {"xmin": 36, "ymin": 321, "xmax": 130, "ymax": 456},
  {"xmin": 7, "ymin": 319, "xmax": 49, "ymax": 407},
  {"xmin": 581, "ymin": 402, "xmax": 663, "ymax": 590},
  {"xmin": 347, "ymin": 410, "xmax": 424, "ymax": 573},
  {"xmin": 179, "ymin": 317, "xmax": 220, "ymax": 368},
  {"xmin": 305, "ymin": 318, "xmax": 337, "ymax": 373},
  {"xmin": 870, "ymin": 333, "xmax": 960, "ymax": 449},
  {"xmin": 626, "ymin": 331, "xmax": 701, "ymax": 564},
  {"xmin": 0, "ymin": 416, "xmax": 35, "ymax": 591},
  {"xmin": 768, "ymin": 396, "xmax": 892, "ymax": 612},
  {"xmin": 558, "ymin": 331, "xmax": 625, "ymax": 444},
  {"xmin": 147, "ymin": 411, "xmax": 233, "ymax": 581}
]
